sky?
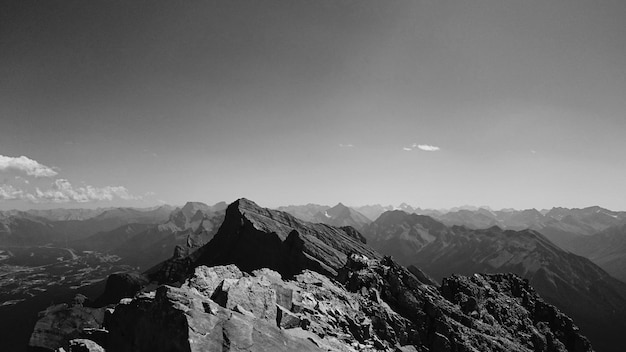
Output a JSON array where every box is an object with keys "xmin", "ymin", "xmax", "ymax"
[{"xmin": 1, "ymin": 0, "xmax": 626, "ymax": 211}]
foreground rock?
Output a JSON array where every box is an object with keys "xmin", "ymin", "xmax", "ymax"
[
  {"xmin": 101, "ymin": 256, "xmax": 592, "ymax": 352},
  {"xmin": 28, "ymin": 297, "xmax": 105, "ymax": 351}
]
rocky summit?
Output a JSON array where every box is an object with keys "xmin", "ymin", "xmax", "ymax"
[
  {"xmin": 51, "ymin": 255, "xmax": 592, "ymax": 352},
  {"xmin": 29, "ymin": 199, "xmax": 594, "ymax": 352},
  {"xmin": 148, "ymin": 198, "xmax": 381, "ymax": 284}
]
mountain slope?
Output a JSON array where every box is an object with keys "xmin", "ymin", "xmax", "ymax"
[
  {"xmin": 365, "ymin": 210, "xmax": 626, "ymax": 352},
  {"xmin": 568, "ymin": 223, "xmax": 626, "ymax": 283},
  {"xmin": 361, "ymin": 210, "xmax": 450, "ymax": 265}
]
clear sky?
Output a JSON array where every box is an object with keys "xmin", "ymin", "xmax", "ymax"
[{"xmin": 1, "ymin": 0, "xmax": 626, "ymax": 210}]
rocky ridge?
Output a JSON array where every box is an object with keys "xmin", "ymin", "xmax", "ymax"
[
  {"xmin": 85, "ymin": 255, "xmax": 591, "ymax": 351},
  {"xmin": 149, "ymin": 198, "xmax": 380, "ymax": 284},
  {"xmin": 29, "ymin": 199, "xmax": 595, "ymax": 351}
]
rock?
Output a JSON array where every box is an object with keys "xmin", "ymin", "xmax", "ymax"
[
  {"xmin": 107, "ymin": 284, "xmax": 324, "ymax": 352},
  {"xmin": 67, "ymin": 339, "xmax": 105, "ymax": 352},
  {"xmin": 211, "ymin": 275, "xmax": 277, "ymax": 320},
  {"xmin": 439, "ymin": 273, "xmax": 594, "ymax": 352},
  {"xmin": 29, "ymin": 304, "xmax": 105, "ymax": 351},
  {"xmin": 277, "ymin": 304, "xmax": 301, "ymax": 329},
  {"xmin": 182, "ymin": 264, "xmax": 243, "ymax": 298}
]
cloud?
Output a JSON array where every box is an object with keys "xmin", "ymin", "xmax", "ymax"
[
  {"xmin": 402, "ymin": 143, "xmax": 441, "ymax": 152},
  {"xmin": 416, "ymin": 144, "xmax": 440, "ymax": 152},
  {"xmin": 0, "ymin": 184, "xmax": 26, "ymax": 200},
  {"xmin": 34, "ymin": 179, "xmax": 141, "ymax": 203},
  {"xmin": 339, "ymin": 144, "xmax": 354, "ymax": 148},
  {"xmin": 0, "ymin": 179, "xmax": 141, "ymax": 203},
  {"xmin": 0, "ymin": 155, "xmax": 58, "ymax": 177}
]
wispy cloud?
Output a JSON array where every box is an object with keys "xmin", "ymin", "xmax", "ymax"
[
  {"xmin": 339, "ymin": 144, "xmax": 354, "ymax": 148},
  {"xmin": 0, "ymin": 155, "xmax": 58, "ymax": 177},
  {"xmin": 0, "ymin": 179, "xmax": 142, "ymax": 203},
  {"xmin": 402, "ymin": 143, "xmax": 441, "ymax": 152},
  {"xmin": 34, "ymin": 179, "xmax": 141, "ymax": 203},
  {"xmin": 416, "ymin": 144, "xmax": 440, "ymax": 152}
]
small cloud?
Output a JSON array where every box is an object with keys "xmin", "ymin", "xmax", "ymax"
[
  {"xmin": 339, "ymin": 144, "xmax": 354, "ymax": 148},
  {"xmin": 402, "ymin": 143, "xmax": 441, "ymax": 152},
  {"xmin": 531, "ymin": 150, "xmax": 537, "ymax": 154},
  {"xmin": 0, "ymin": 155, "xmax": 58, "ymax": 177},
  {"xmin": 416, "ymin": 144, "xmax": 440, "ymax": 152}
]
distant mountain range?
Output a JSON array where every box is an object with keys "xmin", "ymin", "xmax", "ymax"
[
  {"xmin": 362, "ymin": 210, "xmax": 626, "ymax": 352},
  {"xmin": 0, "ymin": 201, "xmax": 227, "ymax": 269}
]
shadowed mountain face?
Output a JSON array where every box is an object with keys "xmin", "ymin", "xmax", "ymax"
[
  {"xmin": 364, "ymin": 210, "xmax": 626, "ymax": 352},
  {"xmin": 31, "ymin": 198, "xmax": 594, "ymax": 352}
]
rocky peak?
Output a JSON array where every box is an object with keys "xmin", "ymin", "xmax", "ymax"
[{"xmin": 149, "ymin": 198, "xmax": 380, "ymax": 284}]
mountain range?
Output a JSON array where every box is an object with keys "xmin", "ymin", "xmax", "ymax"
[
  {"xmin": 28, "ymin": 199, "xmax": 593, "ymax": 352},
  {"xmin": 362, "ymin": 210, "xmax": 626, "ymax": 352},
  {"xmin": 1, "ymin": 200, "xmax": 625, "ymax": 351}
]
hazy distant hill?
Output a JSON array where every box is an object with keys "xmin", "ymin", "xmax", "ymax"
[
  {"xmin": 23, "ymin": 208, "xmax": 108, "ymax": 221},
  {"xmin": 310, "ymin": 203, "xmax": 371, "ymax": 230},
  {"xmin": 0, "ymin": 206, "xmax": 175, "ymax": 246},
  {"xmin": 361, "ymin": 210, "xmax": 450, "ymax": 264},
  {"xmin": 431, "ymin": 206, "xmax": 626, "ymax": 250},
  {"xmin": 276, "ymin": 203, "xmax": 330, "ymax": 222},
  {"xmin": 72, "ymin": 201, "xmax": 226, "ymax": 269}
]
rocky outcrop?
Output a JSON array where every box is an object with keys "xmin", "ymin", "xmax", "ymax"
[
  {"xmin": 101, "ymin": 256, "xmax": 592, "ymax": 352},
  {"xmin": 440, "ymin": 273, "xmax": 592, "ymax": 352},
  {"xmin": 341, "ymin": 254, "xmax": 593, "ymax": 352}
]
